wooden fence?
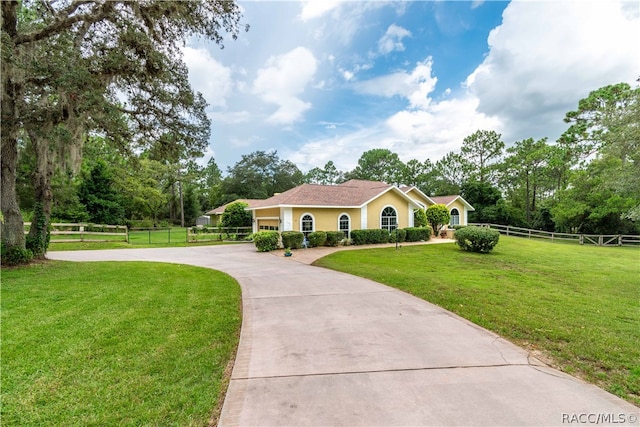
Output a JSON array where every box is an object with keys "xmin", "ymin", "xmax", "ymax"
[
  {"xmin": 24, "ymin": 222, "xmax": 128, "ymax": 243},
  {"xmin": 468, "ymin": 223, "xmax": 640, "ymax": 247}
]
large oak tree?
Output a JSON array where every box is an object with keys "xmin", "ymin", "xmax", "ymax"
[{"xmin": 1, "ymin": 0, "xmax": 246, "ymax": 260}]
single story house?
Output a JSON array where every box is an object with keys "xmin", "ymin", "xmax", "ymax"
[
  {"xmin": 205, "ymin": 199, "xmax": 263, "ymax": 226},
  {"xmin": 244, "ymin": 179, "xmax": 474, "ymax": 236}
]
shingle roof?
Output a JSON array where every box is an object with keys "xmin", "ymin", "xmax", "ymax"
[
  {"xmin": 430, "ymin": 195, "xmax": 458, "ymax": 205},
  {"xmin": 248, "ymin": 180, "xmax": 409, "ymax": 209},
  {"xmin": 206, "ymin": 199, "xmax": 263, "ymax": 215},
  {"xmin": 430, "ymin": 195, "xmax": 475, "ymax": 211}
]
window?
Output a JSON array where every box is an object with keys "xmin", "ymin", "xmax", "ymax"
[
  {"xmin": 381, "ymin": 206, "xmax": 397, "ymax": 232},
  {"xmin": 339, "ymin": 214, "xmax": 350, "ymax": 238},
  {"xmin": 450, "ymin": 208, "xmax": 460, "ymax": 226},
  {"xmin": 301, "ymin": 214, "xmax": 314, "ymax": 237}
]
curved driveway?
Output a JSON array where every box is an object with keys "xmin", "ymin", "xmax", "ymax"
[{"xmin": 49, "ymin": 244, "xmax": 639, "ymax": 426}]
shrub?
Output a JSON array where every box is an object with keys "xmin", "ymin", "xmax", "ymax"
[
  {"xmin": 221, "ymin": 202, "xmax": 252, "ymax": 228},
  {"xmin": 454, "ymin": 226, "xmax": 500, "ymax": 253},
  {"xmin": 253, "ymin": 231, "xmax": 280, "ymax": 252},
  {"xmin": 388, "ymin": 228, "xmax": 406, "ymax": 243},
  {"xmin": 425, "ymin": 204, "xmax": 451, "ymax": 236},
  {"xmin": 350, "ymin": 229, "xmax": 390, "ymax": 245},
  {"xmin": 414, "ymin": 209, "xmax": 428, "ymax": 228},
  {"xmin": 404, "ymin": 226, "xmax": 432, "ymax": 242},
  {"xmin": 307, "ymin": 231, "xmax": 327, "ymax": 247},
  {"xmin": 1, "ymin": 244, "xmax": 33, "ymax": 266},
  {"xmin": 326, "ymin": 231, "xmax": 344, "ymax": 247},
  {"xmin": 281, "ymin": 231, "xmax": 304, "ymax": 249}
]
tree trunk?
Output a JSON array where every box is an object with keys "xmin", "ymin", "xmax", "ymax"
[
  {"xmin": 178, "ymin": 174, "xmax": 185, "ymax": 228},
  {"xmin": 26, "ymin": 131, "xmax": 54, "ymax": 258},
  {"xmin": 1, "ymin": 1, "xmax": 26, "ymax": 254},
  {"xmin": 170, "ymin": 181, "xmax": 176, "ymax": 223},
  {"xmin": 525, "ymin": 170, "xmax": 531, "ymax": 225},
  {"xmin": 1, "ymin": 134, "xmax": 25, "ymax": 253}
]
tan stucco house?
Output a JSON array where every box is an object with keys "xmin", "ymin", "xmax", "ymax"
[{"xmin": 244, "ymin": 179, "xmax": 474, "ymax": 236}]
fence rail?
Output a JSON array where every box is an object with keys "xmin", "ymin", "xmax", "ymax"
[
  {"xmin": 468, "ymin": 223, "xmax": 640, "ymax": 247},
  {"xmin": 25, "ymin": 222, "xmax": 128, "ymax": 243}
]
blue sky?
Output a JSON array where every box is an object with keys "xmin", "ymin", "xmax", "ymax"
[{"xmin": 183, "ymin": 0, "xmax": 640, "ymax": 173}]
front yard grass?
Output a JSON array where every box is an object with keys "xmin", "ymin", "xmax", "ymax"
[
  {"xmin": 314, "ymin": 236, "xmax": 640, "ymax": 406},
  {"xmin": 1, "ymin": 261, "xmax": 241, "ymax": 426}
]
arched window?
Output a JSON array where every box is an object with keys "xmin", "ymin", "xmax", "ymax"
[
  {"xmin": 381, "ymin": 206, "xmax": 398, "ymax": 232},
  {"xmin": 450, "ymin": 208, "xmax": 460, "ymax": 226},
  {"xmin": 339, "ymin": 214, "xmax": 350, "ymax": 238},
  {"xmin": 301, "ymin": 214, "xmax": 314, "ymax": 237}
]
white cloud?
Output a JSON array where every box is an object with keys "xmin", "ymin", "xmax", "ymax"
[
  {"xmin": 209, "ymin": 111, "xmax": 250, "ymax": 125},
  {"xmin": 299, "ymin": 1, "xmax": 343, "ymax": 21},
  {"xmin": 182, "ymin": 46, "xmax": 233, "ymax": 108},
  {"xmin": 377, "ymin": 24, "xmax": 411, "ymax": 55},
  {"xmin": 355, "ymin": 58, "xmax": 438, "ymax": 109},
  {"xmin": 253, "ymin": 47, "xmax": 318, "ymax": 125},
  {"xmin": 466, "ymin": 0, "xmax": 640, "ymax": 142},
  {"xmin": 289, "ymin": 95, "xmax": 502, "ymax": 173}
]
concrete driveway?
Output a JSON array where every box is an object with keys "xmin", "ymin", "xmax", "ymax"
[{"xmin": 49, "ymin": 244, "xmax": 639, "ymax": 426}]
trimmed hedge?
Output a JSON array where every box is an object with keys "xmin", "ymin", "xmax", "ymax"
[
  {"xmin": 388, "ymin": 228, "xmax": 407, "ymax": 243},
  {"xmin": 253, "ymin": 231, "xmax": 280, "ymax": 252},
  {"xmin": 454, "ymin": 226, "xmax": 500, "ymax": 253},
  {"xmin": 404, "ymin": 226, "xmax": 432, "ymax": 242},
  {"xmin": 326, "ymin": 231, "xmax": 344, "ymax": 247},
  {"xmin": 307, "ymin": 231, "xmax": 327, "ymax": 247},
  {"xmin": 281, "ymin": 231, "xmax": 304, "ymax": 249},
  {"xmin": 350, "ymin": 229, "xmax": 390, "ymax": 245}
]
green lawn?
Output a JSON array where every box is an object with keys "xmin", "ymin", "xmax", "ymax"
[
  {"xmin": 48, "ymin": 227, "xmax": 249, "ymax": 251},
  {"xmin": 1, "ymin": 261, "xmax": 242, "ymax": 426},
  {"xmin": 314, "ymin": 236, "xmax": 640, "ymax": 406}
]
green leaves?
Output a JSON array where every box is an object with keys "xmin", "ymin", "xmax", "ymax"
[
  {"xmin": 220, "ymin": 201, "xmax": 251, "ymax": 228},
  {"xmin": 221, "ymin": 151, "xmax": 304, "ymax": 200},
  {"xmin": 425, "ymin": 204, "xmax": 451, "ymax": 235},
  {"xmin": 454, "ymin": 226, "xmax": 500, "ymax": 253}
]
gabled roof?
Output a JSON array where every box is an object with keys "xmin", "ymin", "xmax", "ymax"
[
  {"xmin": 247, "ymin": 180, "xmax": 421, "ymax": 210},
  {"xmin": 400, "ymin": 186, "xmax": 436, "ymax": 206},
  {"xmin": 430, "ymin": 195, "xmax": 475, "ymax": 211},
  {"xmin": 206, "ymin": 199, "xmax": 263, "ymax": 215}
]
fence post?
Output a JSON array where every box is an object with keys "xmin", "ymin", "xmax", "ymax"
[
  {"xmin": 168, "ymin": 228, "xmax": 171, "ymax": 243},
  {"xmin": 598, "ymin": 235, "xmax": 603, "ymax": 246},
  {"xmin": 580, "ymin": 235, "xmax": 583, "ymax": 245},
  {"xmin": 80, "ymin": 225, "xmax": 84, "ymax": 242},
  {"xmin": 506, "ymin": 226, "xmax": 510, "ymax": 236},
  {"xmin": 148, "ymin": 230, "xmax": 151, "ymax": 244},
  {"xmin": 618, "ymin": 235, "xmax": 622, "ymax": 246}
]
